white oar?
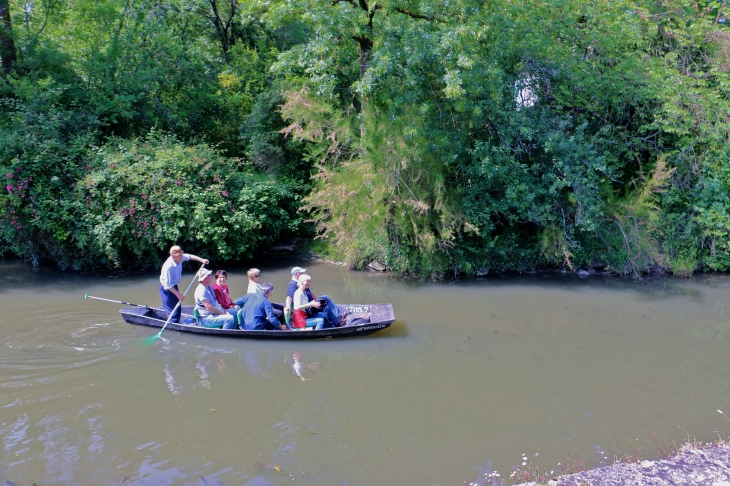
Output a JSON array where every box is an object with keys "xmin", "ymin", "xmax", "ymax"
[{"xmin": 85, "ymin": 294, "xmax": 149, "ymax": 309}]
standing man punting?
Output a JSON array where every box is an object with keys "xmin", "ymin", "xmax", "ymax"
[{"xmin": 159, "ymin": 245, "xmax": 209, "ymax": 323}]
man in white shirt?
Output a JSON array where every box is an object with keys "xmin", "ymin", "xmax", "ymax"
[{"xmin": 158, "ymin": 245, "xmax": 208, "ymax": 323}]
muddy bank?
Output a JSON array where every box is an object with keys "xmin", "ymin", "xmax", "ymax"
[{"xmin": 541, "ymin": 444, "xmax": 730, "ymax": 485}]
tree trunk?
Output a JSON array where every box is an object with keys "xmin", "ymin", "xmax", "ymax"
[
  {"xmin": 0, "ymin": 0, "xmax": 16, "ymax": 72},
  {"xmin": 203, "ymin": 0, "xmax": 238, "ymax": 63},
  {"xmin": 355, "ymin": 35, "xmax": 372, "ymax": 80}
]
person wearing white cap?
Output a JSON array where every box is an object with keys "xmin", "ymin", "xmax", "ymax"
[
  {"xmin": 292, "ymin": 274, "xmax": 324, "ymax": 330},
  {"xmin": 284, "ymin": 266, "xmax": 307, "ymax": 319},
  {"xmin": 286, "ymin": 267, "xmax": 346, "ymax": 328},
  {"xmin": 193, "ymin": 269, "xmax": 237, "ymax": 329}
]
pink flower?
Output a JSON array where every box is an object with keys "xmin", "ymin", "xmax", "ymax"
[
  {"xmin": 177, "ymin": 180, "xmax": 183, "ymax": 186},
  {"xmin": 6, "ymin": 185, "xmax": 11, "ymax": 193},
  {"xmin": 7, "ymin": 173, "xmax": 12, "ymax": 179}
]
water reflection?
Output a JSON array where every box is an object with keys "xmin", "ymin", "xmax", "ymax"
[
  {"xmin": 160, "ymin": 344, "xmax": 327, "ymax": 394},
  {"xmin": 288, "ymin": 352, "xmax": 319, "ymax": 382},
  {"xmin": 160, "ymin": 345, "xmax": 236, "ymax": 396},
  {"xmin": 5, "ymin": 261, "xmax": 730, "ymax": 485},
  {"xmin": 238, "ymin": 350, "xmax": 275, "ymax": 379}
]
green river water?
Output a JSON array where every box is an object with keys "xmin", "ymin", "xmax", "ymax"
[{"xmin": 2, "ymin": 260, "xmax": 730, "ymax": 485}]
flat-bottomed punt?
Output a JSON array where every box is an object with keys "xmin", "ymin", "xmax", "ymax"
[{"xmin": 120, "ymin": 304, "xmax": 395, "ymax": 340}]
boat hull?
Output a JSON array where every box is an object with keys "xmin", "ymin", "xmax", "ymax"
[{"xmin": 120, "ymin": 304, "xmax": 395, "ymax": 340}]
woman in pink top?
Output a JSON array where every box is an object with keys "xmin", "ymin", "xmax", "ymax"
[{"xmin": 211, "ymin": 270, "xmax": 238, "ymax": 310}]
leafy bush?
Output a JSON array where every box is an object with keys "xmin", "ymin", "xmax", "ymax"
[
  {"xmin": 0, "ymin": 96, "xmax": 304, "ymax": 269},
  {"xmin": 0, "ymin": 84, "xmax": 99, "ymax": 268},
  {"xmin": 75, "ymin": 133, "xmax": 305, "ymax": 269}
]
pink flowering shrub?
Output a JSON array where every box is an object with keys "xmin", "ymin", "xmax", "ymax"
[
  {"xmin": 0, "ymin": 99, "xmax": 303, "ymax": 269},
  {"xmin": 0, "ymin": 97, "xmax": 97, "ymax": 268},
  {"xmin": 75, "ymin": 132, "xmax": 304, "ymax": 269}
]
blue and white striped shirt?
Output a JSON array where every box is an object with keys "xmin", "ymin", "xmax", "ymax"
[{"xmin": 159, "ymin": 254, "xmax": 191, "ymax": 289}]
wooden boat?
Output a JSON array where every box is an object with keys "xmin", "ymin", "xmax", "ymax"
[{"xmin": 120, "ymin": 304, "xmax": 395, "ymax": 340}]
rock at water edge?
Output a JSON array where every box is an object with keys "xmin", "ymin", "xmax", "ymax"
[{"xmin": 368, "ymin": 260, "xmax": 386, "ymax": 272}]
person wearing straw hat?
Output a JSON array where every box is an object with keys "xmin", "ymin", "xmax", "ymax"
[
  {"xmin": 193, "ymin": 269, "xmax": 237, "ymax": 329},
  {"xmin": 159, "ymin": 245, "xmax": 209, "ymax": 323}
]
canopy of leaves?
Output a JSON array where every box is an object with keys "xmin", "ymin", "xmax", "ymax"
[{"xmin": 1, "ymin": 0, "xmax": 730, "ymax": 277}]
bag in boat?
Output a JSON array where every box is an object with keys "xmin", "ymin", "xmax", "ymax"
[
  {"xmin": 345, "ymin": 313, "xmax": 370, "ymax": 326},
  {"xmin": 292, "ymin": 309, "xmax": 308, "ymax": 329}
]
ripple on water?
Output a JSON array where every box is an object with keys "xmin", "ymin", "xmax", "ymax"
[
  {"xmin": 1, "ymin": 311, "xmax": 146, "ymax": 377},
  {"xmin": 1, "ymin": 413, "xmax": 29, "ymax": 450}
]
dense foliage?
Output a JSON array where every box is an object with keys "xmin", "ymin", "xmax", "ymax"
[
  {"xmin": 1, "ymin": 0, "xmax": 730, "ymax": 277},
  {"xmin": 0, "ymin": 0, "xmax": 308, "ymax": 269}
]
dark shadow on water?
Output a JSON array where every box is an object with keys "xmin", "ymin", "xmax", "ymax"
[
  {"xmin": 432, "ymin": 271, "xmax": 726, "ymax": 302},
  {"xmin": 0, "ymin": 258, "xmax": 728, "ymax": 304},
  {"xmin": 0, "ymin": 258, "xmax": 311, "ymax": 293},
  {"xmin": 368, "ymin": 320, "xmax": 407, "ymax": 338}
]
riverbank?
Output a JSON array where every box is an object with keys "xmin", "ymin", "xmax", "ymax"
[{"xmin": 540, "ymin": 443, "xmax": 730, "ymax": 486}]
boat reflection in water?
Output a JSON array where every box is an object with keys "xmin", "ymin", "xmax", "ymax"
[
  {"xmin": 288, "ymin": 351, "xmax": 319, "ymax": 381},
  {"xmin": 238, "ymin": 349, "xmax": 276, "ymax": 378},
  {"xmin": 162, "ymin": 346, "xmax": 285, "ymax": 402},
  {"xmin": 161, "ymin": 345, "xmax": 237, "ymax": 399}
]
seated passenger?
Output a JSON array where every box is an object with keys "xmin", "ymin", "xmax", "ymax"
[
  {"xmin": 194, "ymin": 269, "xmax": 237, "ymax": 329},
  {"xmin": 284, "ymin": 266, "xmax": 307, "ymax": 321},
  {"xmin": 248, "ymin": 267, "xmax": 285, "ymax": 319},
  {"xmin": 211, "ymin": 270, "xmax": 238, "ymax": 310},
  {"xmin": 235, "ymin": 282, "xmax": 287, "ymax": 330},
  {"xmin": 289, "ymin": 272, "xmax": 345, "ymax": 329},
  {"xmin": 247, "ymin": 268, "xmax": 262, "ymax": 294},
  {"xmin": 292, "ymin": 275, "xmax": 325, "ymax": 330}
]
